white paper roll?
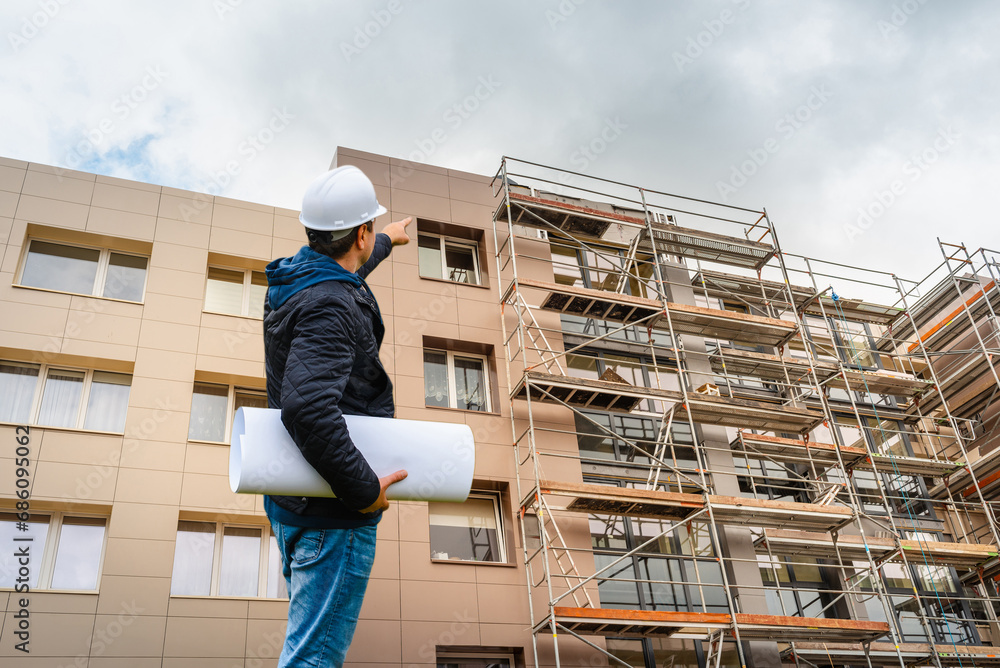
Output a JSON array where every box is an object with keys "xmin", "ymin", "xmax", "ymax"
[{"xmin": 230, "ymin": 407, "xmax": 475, "ymax": 502}]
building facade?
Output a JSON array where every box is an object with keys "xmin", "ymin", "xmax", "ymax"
[{"xmin": 1, "ymin": 147, "xmax": 998, "ymax": 668}]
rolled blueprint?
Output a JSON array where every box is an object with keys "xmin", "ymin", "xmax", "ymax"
[{"xmin": 230, "ymin": 407, "xmax": 475, "ymax": 502}]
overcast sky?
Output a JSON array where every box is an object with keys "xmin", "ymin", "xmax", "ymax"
[{"xmin": 1, "ymin": 1, "xmax": 996, "ymax": 294}]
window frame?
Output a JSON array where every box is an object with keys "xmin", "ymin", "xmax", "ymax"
[
  {"xmin": 16, "ymin": 238, "xmax": 148, "ymax": 303},
  {"xmin": 169, "ymin": 520, "xmax": 287, "ymax": 599},
  {"xmin": 429, "ymin": 491, "xmax": 507, "ymax": 564},
  {"xmin": 423, "ymin": 348, "xmax": 492, "ymax": 413},
  {"xmin": 187, "ymin": 382, "xmax": 267, "ymax": 444},
  {"xmin": 0, "ymin": 511, "xmax": 108, "ymax": 592},
  {"xmin": 436, "ymin": 651, "xmax": 518, "ymax": 668},
  {"xmin": 418, "ymin": 232, "xmax": 482, "ymax": 286},
  {"xmin": 0, "ymin": 360, "xmax": 132, "ymax": 433},
  {"xmin": 203, "ymin": 265, "xmax": 268, "ymax": 319}
]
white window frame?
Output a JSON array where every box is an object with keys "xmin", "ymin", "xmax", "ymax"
[
  {"xmin": 437, "ymin": 651, "xmax": 517, "ymax": 668},
  {"xmin": 187, "ymin": 383, "xmax": 266, "ymax": 443},
  {"xmin": 0, "ymin": 361, "xmax": 131, "ymax": 433},
  {"xmin": 418, "ymin": 232, "xmax": 482, "ymax": 285},
  {"xmin": 0, "ymin": 511, "xmax": 108, "ymax": 592},
  {"xmin": 429, "ymin": 491, "xmax": 507, "ymax": 564},
  {"xmin": 203, "ymin": 266, "xmax": 268, "ymax": 318},
  {"xmin": 170, "ymin": 521, "xmax": 287, "ymax": 599},
  {"xmin": 423, "ymin": 349, "xmax": 492, "ymax": 412},
  {"xmin": 16, "ymin": 238, "xmax": 148, "ymax": 302}
]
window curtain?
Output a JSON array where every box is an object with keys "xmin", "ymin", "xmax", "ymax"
[
  {"xmin": 36, "ymin": 369, "xmax": 84, "ymax": 428},
  {"xmin": 50, "ymin": 517, "xmax": 105, "ymax": 590},
  {"xmin": 84, "ymin": 372, "xmax": 131, "ymax": 432},
  {"xmin": 219, "ymin": 527, "xmax": 261, "ymax": 596},
  {"xmin": 0, "ymin": 364, "xmax": 38, "ymax": 423}
]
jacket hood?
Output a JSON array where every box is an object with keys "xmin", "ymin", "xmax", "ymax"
[{"xmin": 265, "ymin": 246, "xmax": 370, "ymax": 310}]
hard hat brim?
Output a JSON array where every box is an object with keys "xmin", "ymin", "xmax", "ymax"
[{"xmin": 300, "ymin": 203, "xmax": 388, "ymax": 236}]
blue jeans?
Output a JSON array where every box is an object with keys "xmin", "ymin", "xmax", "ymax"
[{"xmin": 269, "ymin": 517, "xmax": 377, "ymax": 667}]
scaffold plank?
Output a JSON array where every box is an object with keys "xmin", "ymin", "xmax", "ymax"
[
  {"xmin": 734, "ymin": 432, "xmax": 868, "ymax": 469},
  {"xmin": 544, "ymin": 607, "xmax": 730, "ymax": 638},
  {"xmin": 670, "ymin": 393, "xmax": 825, "ymax": 433},
  {"xmin": 533, "ymin": 481, "xmax": 855, "ymax": 532},
  {"xmin": 755, "ymin": 529, "xmax": 997, "ymax": 568},
  {"xmin": 517, "ymin": 277, "xmax": 662, "ymax": 325},
  {"xmin": 517, "ymin": 278, "xmax": 798, "ymax": 346},
  {"xmin": 545, "ymin": 607, "xmax": 889, "ymax": 642},
  {"xmin": 533, "ymin": 480, "xmax": 704, "ymax": 520},
  {"xmin": 828, "ymin": 367, "xmax": 933, "ymax": 397},
  {"xmin": 512, "ymin": 370, "xmax": 681, "ymax": 413},
  {"xmin": 784, "ymin": 642, "xmax": 1000, "ymax": 666},
  {"xmin": 907, "ymin": 353, "xmax": 1000, "ymax": 419},
  {"xmin": 710, "ymin": 348, "xmax": 836, "ymax": 384},
  {"xmin": 499, "ymin": 191, "xmax": 628, "ymax": 237},
  {"xmin": 707, "ymin": 494, "xmax": 853, "ymax": 531},
  {"xmin": 635, "ymin": 226, "xmax": 776, "ymax": 272}
]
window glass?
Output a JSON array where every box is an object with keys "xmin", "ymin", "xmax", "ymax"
[
  {"xmin": 0, "ymin": 363, "xmax": 38, "ymax": 423},
  {"xmin": 424, "ymin": 350, "xmax": 450, "ymax": 408},
  {"xmin": 170, "ymin": 521, "xmax": 216, "ymax": 595},
  {"xmin": 205, "ymin": 267, "xmax": 245, "ymax": 315},
  {"xmin": 188, "ymin": 383, "xmax": 229, "ymax": 441},
  {"xmin": 454, "ymin": 356, "xmax": 487, "ymax": 411},
  {"xmin": 50, "ymin": 517, "xmax": 105, "ymax": 590},
  {"xmin": 218, "ymin": 526, "xmax": 261, "ymax": 597},
  {"xmin": 429, "ymin": 496, "xmax": 501, "ymax": 562},
  {"xmin": 418, "ymin": 235, "xmax": 444, "ymax": 280},
  {"xmin": 0, "ymin": 513, "xmax": 48, "ymax": 589},
  {"xmin": 103, "ymin": 253, "xmax": 147, "ymax": 302},
  {"xmin": 266, "ymin": 533, "xmax": 288, "ymax": 599},
  {"xmin": 37, "ymin": 369, "xmax": 85, "ymax": 428},
  {"xmin": 83, "ymin": 371, "xmax": 131, "ymax": 432},
  {"xmin": 247, "ymin": 271, "xmax": 268, "ymax": 319},
  {"xmin": 235, "ymin": 389, "xmax": 268, "ymax": 413},
  {"xmin": 445, "ymin": 243, "xmax": 478, "ymax": 285},
  {"xmin": 21, "ymin": 241, "xmax": 99, "ymax": 294},
  {"xmin": 551, "ymin": 244, "xmax": 584, "ymax": 287}
]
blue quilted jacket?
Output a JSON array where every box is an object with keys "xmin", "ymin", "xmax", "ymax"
[{"xmin": 262, "ymin": 234, "xmax": 394, "ymax": 527}]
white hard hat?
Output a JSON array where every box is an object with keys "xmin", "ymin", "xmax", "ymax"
[{"xmin": 299, "ymin": 165, "xmax": 387, "ymax": 238}]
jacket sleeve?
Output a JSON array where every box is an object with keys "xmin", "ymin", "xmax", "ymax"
[
  {"xmin": 357, "ymin": 232, "xmax": 392, "ymax": 280},
  {"xmin": 278, "ymin": 296, "xmax": 380, "ymax": 511}
]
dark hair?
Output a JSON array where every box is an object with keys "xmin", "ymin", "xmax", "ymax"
[{"xmin": 306, "ymin": 220, "xmax": 373, "ymax": 260}]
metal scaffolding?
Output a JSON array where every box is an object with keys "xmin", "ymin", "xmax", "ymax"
[{"xmin": 489, "ymin": 156, "xmax": 1000, "ymax": 668}]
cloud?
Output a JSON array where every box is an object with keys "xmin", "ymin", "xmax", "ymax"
[{"xmin": 0, "ymin": 0, "xmax": 997, "ymax": 290}]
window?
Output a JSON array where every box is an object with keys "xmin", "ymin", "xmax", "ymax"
[
  {"xmin": 0, "ymin": 512, "xmax": 107, "ymax": 591},
  {"xmin": 0, "ymin": 361, "xmax": 131, "ymax": 432},
  {"xmin": 423, "ymin": 349, "xmax": 490, "ymax": 412},
  {"xmin": 437, "ymin": 653, "xmax": 516, "ymax": 668},
  {"xmin": 169, "ymin": 520, "xmax": 287, "ymax": 599},
  {"xmin": 204, "ymin": 267, "xmax": 268, "ymax": 318},
  {"xmin": 429, "ymin": 493, "xmax": 505, "ymax": 563},
  {"xmin": 418, "ymin": 233, "xmax": 481, "ymax": 285},
  {"xmin": 188, "ymin": 383, "xmax": 266, "ymax": 442},
  {"xmin": 18, "ymin": 239, "xmax": 147, "ymax": 302}
]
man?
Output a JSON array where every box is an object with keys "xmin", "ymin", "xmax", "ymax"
[{"xmin": 262, "ymin": 165, "xmax": 411, "ymax": 666}]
